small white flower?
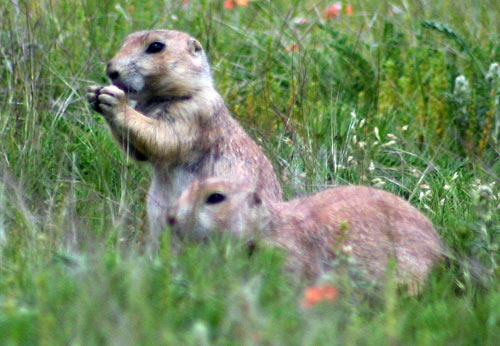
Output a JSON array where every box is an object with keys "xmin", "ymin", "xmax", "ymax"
[
  {"xmin": 423, "ymin": 204, "xmax": 433, "ymax": 212},
  {"xmin": 381, "ymin": 140, "xmax": 396, "ymax": 148},
  {"xmin": 444, "ymin": 184, "xmax": 451, "ymax": 191},
  {"xmin": 372, "ymin": 178, "xmax": 385, "ymax": 188},
  {"xmin": 369, "ymin": 161, "xmax": 375, "ymax": 171},
  {"xmin": 419, "ymin": 190, "xmax": 431, "ymax": 200},
  {"xmin": 452, "ymin": 172, "xmax": 459, "ymax": 180},
  {"xmin": 454, "ymin": 75, "xmax": 471, "ymax": 98},
  {"xmin": 387, "ymin": 133, "xmax": 398, "ymax": 140},
  {"xmin": 411, "ymin": 168, "xmax": 420, "ymax": 177},
  {"xmin": 486, "ymin": 62, "xmax": 500, "ymax": 82},
  {"xmin": 401, "ymin": 125, "xmax": 408, "ymax": 131},
  {"xmin": 374, "ymin": 127, "xmax": 380, "ymax": 141},
  {"xmin": 342, "ymin": 245, "xmax": 353, "ymax": 255}
]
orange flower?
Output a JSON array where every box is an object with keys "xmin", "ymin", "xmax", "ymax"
[
  {"xmin": 345, "ymin": 4, "xmax": 353, "ymax": 16},
  {"xmin": 292, "ymin": 17, "xmax": 308, "ymax": 26},
  {"xmin": 323, "ymin": 3, "xmax": 342, "ymax": 19},
  {"xmin": 224, "ymin": 0, "xmax": 234, "ymax": 10},
  {"xmin": 301, "ymin": 284, "xmax": 339, "ymax": 308},
  {"xmin": 235, "ymin": 0, "xmax": 249, "ymax": 6},
  {"xmin": 284, "ymin": 43, "xmax": 299, "ymax": 52},
  {"xmin": 183, "ymin": 0, "xmax": 189, "ymax": 3}
]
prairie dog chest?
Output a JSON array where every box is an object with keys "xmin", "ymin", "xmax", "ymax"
[
  {"xmin": 135, "ymin": 102, "xmax": 170, "ymax": 121},
  {"xmin": 149, "ymin": 166, "xmax": 198, "ymax": 210}
]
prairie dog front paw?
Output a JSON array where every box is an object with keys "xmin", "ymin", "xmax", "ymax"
[
  {"xmin": 88, "ymin": 85, "xmax": 127, "ymax": 123},
  {"xmin": 87, "ymin": 85, "xmax": 103, "ymax": 113}
]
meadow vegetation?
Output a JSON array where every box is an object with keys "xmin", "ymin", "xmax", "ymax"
[{"xmin": 1, "ymin": 0, "xmax": 499, "ymax": 344}]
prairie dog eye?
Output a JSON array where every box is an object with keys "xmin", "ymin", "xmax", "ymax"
[
  {"xmin": 145, "ymin": 42, "xmax": 166, "ymax": 54},
  {"xmin": 205, "ymin": 193, "xmax": 226, "ymax": 205}
]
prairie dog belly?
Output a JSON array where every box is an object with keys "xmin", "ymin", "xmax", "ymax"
[{"xmin": 147, "ymin": 167, "xmax": 197, "ymax": 249}]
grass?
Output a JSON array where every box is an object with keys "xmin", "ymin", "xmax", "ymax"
[{"xmin": 1, "ymin": 0, "xmax": 500, "ymax": 344}]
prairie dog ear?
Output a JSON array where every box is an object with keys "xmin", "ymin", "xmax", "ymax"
[
  {"xmin": 188, "ymin": 38, "xmax": 203, "ymax": 56},
  {"xmin": 249, "ymin": 192, "xmax": 262, "ymax": 207}
]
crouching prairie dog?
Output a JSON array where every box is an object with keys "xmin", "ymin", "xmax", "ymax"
[
  {"xmin": 169, "ymin": 178, "xmax": 445, "ymax": 287},
  {"xmin": 87, "ymin": 30, "xmax": 282, "ymax": 250}
]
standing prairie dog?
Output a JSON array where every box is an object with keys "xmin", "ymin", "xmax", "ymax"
[
  {"xmin": 87, "ymin": 30, "xmax": 282, "ymax": 250},
  {"xmin": 169, "ymin": 178, "xmax": 444, "ymax": 286}
]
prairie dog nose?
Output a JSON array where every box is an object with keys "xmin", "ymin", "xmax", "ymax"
[
  {"xmin": 166, "ymin": 209, "xmax": 177, "ymax": 226},
  {"xmin": 106, "ymin": 62, "xmax": 119, "ymax": 80},
  {"xmin": 167, "ymin": 216, "xmax": 176, "ymax": 226}
]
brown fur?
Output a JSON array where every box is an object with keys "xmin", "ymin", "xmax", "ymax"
[
  {"xmin": 87, "ymin": 30, "xmax": 282, "ymax": 251},
  {"xmin": 170, "ymin": 178, "xmax": 445, "ymax": 287}
]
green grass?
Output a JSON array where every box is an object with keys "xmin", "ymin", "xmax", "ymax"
[{"xmin": 1, "ymin": 0, "xmax": 500, "ymax": 344}]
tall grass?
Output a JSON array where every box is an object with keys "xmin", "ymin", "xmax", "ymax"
[{"xmin": 1, "ymin": 0, "xmax": 499, "ymax": 344}]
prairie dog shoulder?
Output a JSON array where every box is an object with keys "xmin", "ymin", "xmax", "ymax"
[{"xmin": 169, "ymin": 178, "xmax": 444, "ymax": 284}]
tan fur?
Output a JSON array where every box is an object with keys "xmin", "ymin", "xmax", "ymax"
[
  {"xmin": 87, "ymin": 30, "xmax": 282, "ymax": 251},
  {"xmin": 170, "ymin": 178, "xmax": 445, "ymax": 287}
]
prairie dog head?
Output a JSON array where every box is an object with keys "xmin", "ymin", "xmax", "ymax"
[
  {"xmin": 106, "ymin": 30, "xmax": 213, "ymax": 101},
  {"xmin": 168, "ymin": 178, "xmax": 270, "ymax": 241}
]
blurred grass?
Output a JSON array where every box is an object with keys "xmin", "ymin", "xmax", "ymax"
[{"xmin": 1, "ymin": 0, "xmax": 500, "ymax": 344}]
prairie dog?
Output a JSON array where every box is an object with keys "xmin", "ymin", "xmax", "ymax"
[
  {"xmin": 169, "ymin": 178, "xmax": 444, "ymax": 285},
  {"xmin": 87, "ymin": 30, "xmax": 282, "ymax": 250}
]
